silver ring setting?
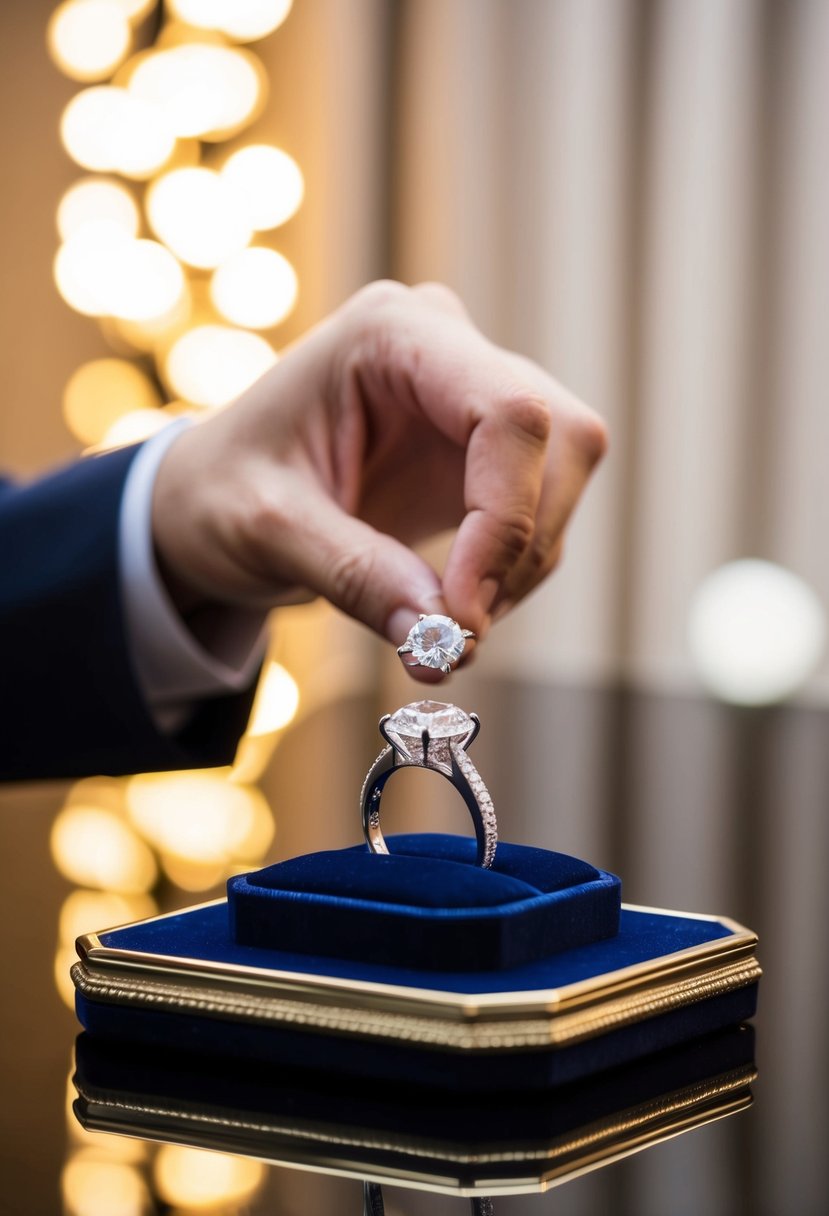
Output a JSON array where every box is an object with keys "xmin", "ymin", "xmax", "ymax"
[
  {"xmin": 397, "ymin": 613, "xmax": 475, "ymax": 674},
  {"xmin": 360, "ymin": 700, "xmax": 497, "ymax": 869}
]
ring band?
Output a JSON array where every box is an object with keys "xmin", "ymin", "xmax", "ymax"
[{"xmin": 360, "ymin": 700, "xmax": 497, "ymax": 869}]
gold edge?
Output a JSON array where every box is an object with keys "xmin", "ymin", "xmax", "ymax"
[
  {"xmin": 72, "ymin": 955, "xmax": 761, "ymax": 1051},
  {"xmin": 79, "ymin": 901, "xmax": 760, "ymax": 1023},
  {"xmin": 74, "ymin": 1068, "xmax": 755, "ymax": 1193}
]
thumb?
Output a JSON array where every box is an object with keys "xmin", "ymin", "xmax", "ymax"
[{"xmin": 273, "ymin": 487, "xmax": 445, "ymax": 645}]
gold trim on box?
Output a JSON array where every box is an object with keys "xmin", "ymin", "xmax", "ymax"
[
  {"xmin": 73, "ymin": 902, "xmax": 760, "ymax": 1054},
  {"xmin": 73, "ymin": 1063, "xmax": 756, "ymax": 1197}
]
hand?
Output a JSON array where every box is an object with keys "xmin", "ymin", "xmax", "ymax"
[{"xmin": 151, "ymin": 281, "xmax": 607, "ymax": 678}]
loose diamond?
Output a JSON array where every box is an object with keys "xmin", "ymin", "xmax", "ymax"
[
  {"xmin": 387, "ymin": 700, "xmax": 472, "ymax": 742},
  {"xmin": 404, "ymin": 614, "xmax": 468, "ymax": 669}
]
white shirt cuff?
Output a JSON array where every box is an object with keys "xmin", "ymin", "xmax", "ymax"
[{"xmin": 118, "ymin": 419, "xmax": 268, "ymax": 732}]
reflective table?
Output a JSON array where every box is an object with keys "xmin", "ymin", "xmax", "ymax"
[{"xmin": 1, "ymin": 685, "xmax": 827, "ymax": 1216}]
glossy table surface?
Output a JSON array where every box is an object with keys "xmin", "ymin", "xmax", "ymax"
[{"xmin": 1, "ymin": 686, "xmax": 827, "ymax": 1216}]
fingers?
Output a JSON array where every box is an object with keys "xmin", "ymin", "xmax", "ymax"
[
  {"xmin": 341, "ymin": 282, "xmax": 608, "ymax": 638},
  {"xmin": 442, "ymin": 387, "xmax": 607, "ymax": 631},
  {"xmin": 487, "ymin": 392, "xmax": 609, "ymax": 618},
  {"xmin": 240, "ymin": 474, "xmax": 448, "ymax": 656}
]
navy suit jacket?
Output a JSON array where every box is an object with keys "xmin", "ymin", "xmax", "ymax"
[{"xmin": 0, "ymin": 445, "xmax": 256, "ymax": 782}]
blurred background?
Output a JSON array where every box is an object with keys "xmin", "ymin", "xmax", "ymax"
[{"xmin": 0, "ymin": 1, "xmax": 827, "ymax": 1214}]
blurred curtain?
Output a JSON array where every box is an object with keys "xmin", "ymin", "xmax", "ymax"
[{"xmin": 387, "ymin": 0, "xmax": 829, "ymax": 699}]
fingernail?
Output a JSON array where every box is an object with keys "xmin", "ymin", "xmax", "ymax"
[{"xmin": 386, "ymin": 606, "xmax": 419, "ymax": 646}]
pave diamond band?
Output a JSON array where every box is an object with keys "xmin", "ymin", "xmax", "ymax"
[{"xmin": 360, "ymin": 700, "xmax": 497, "ymax": 869}]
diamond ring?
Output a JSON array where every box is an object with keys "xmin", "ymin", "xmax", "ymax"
[
  {"xmin": 397, "ymin": 613, "xmax": 475, "ymax": 674},
  {"xmin": 360, "ymin": 700, "xmax": 497, "ymax": 869}
]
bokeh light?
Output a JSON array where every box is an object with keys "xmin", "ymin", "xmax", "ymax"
[
  {"xmin": 247, "ymin": 662, "xmax": 300, "ymax": 736},
  {"xmin": 47, "ymin": 0, "xmax": 132, "ymax": 84},
  {"xmin": 108, "ymin": 289, "xmax": 192, "ymax": 354},
  {"xmin": 57, "ymin": 178, "xmax": 139, "ymax": 242},
  {"xmin": 107, "ymin": 239, "xmax": 186, "ymax": 321},
  {"xmin": 126, "ymin": 770, "xmax": 274, "ymax": 876},
  {"xmin": 63, "ymin": 359, "xmax": 162, "ymax": 445},
  {"xmin": 211, "ymin": 247, "xmax": 298, "ymax": 329},
  {"xmin": 100, "ymin": 408, "xmax": 175, "ymax": 449},
  {"xmin": 688, "ymin": 559, "xmax": 827, "ymax": 705},
  {"xmin": 221, "ymin": 143, "xmax": 304, "ymax": 230},
  {"xmin": 50, "ymin": 805, "xmax": 158, "ymax": 894},
  {"xmin": 129, "ymin": 44, "xmax": 264, "ymax": 140},
  {"xmin": 59, "ymin": 890, "xmax": 157, "ymax": 946},
  {"xmin": 54, "ymin": 224, "xmax": 130, "ymax": 316},
  {"xmin": 56, "ymin": 226, "xmax": 185, "ymax": 323},
  {"xmin": 61, "ymin": 86, "xmax": 175, "ymax": 178},
  {"xmin": 55, "ymin": 891, "xmax": 158, "ymax": 1009},
  {"xmin": 163, "ymin": 324, "xmax": 276, "ymax": 407},
  {"xmin": 168, "ymin": 0, "xmax": 293, "ymax": 43},
  {"xmin": 154, "ymin": 1145, "xmax": 265, "ymax": 1209},
  {"xmin": 62, "ymin": 1153, "xmax": 149, "ymax": 1216},
  {"xmin": 146, "ymin": 167, "xmax": 252, "ymax": 269}
]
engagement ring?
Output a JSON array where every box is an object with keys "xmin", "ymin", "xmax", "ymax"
[
  {"xmin": 360, "ymin": 700, "xmax": 497, "ymax": 869},
  {"xmin": 397, "ymin": 613, "xmax": 475, "ymax": 674}
]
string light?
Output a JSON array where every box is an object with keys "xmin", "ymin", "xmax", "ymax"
[
  {"xmin": 211, "ymin": 246, "xmax": 298, "ymax": 329},
  {"xmin": 47, "ymin": 1, "xmax": 132, "ymax": 84},
  {"xmin": 57, "ymin": 178, "xmax": 139, "ymax": 242},
  {"xmin": 146, "ymin": 167, "xmax": 252, "ymax": 268},
  {"xmin": 168, "ymin": 0, "xmax": 294, "ymax": 43},
  {"xmin": 63, "ymin": 359, "xmax": 162, "ymax": 445},
  {"xmin": 129, "ymin": 43, "xmax": 264, "ymax": 140},
  {"xmin": 61, "ymin": 86, "xmax": 176, "ymax": 178},
  {"xmin": 222, "ymin": 143, "xmax": 304, "ymax": 230},
  {"xmin": 163, "ymin": 324, "xmax": 276, "ymax": 406},
  {"xmin": 154, "ymin": 1145, "xmax": 265, "ymax": 1209}
]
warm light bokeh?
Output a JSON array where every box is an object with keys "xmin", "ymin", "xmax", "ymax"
[
  {"xmin": 221, "ymin": 143, "xmax": 304, "ymax": 230},
  {"xmin": 62, "ymin": 1152, "xmax": 150, "ymax": 1216},
  {"xmin": 247, "ymin": 661, "xmax": 300, "ymax": 736},
  {"xmin": 47, "ymin": 0, "xmax": 132, "ymax": 84},
  {"xmin": 163, "ymin": 324, "xmax": 276, "ymax": 406},
  {"xmin": 57, "ymin": 178, "xmax": 140, "ymax": 242},
  {"xmin": 168, "ymin": 0, "xmax": 293, "ymax": 44},
  {"xmin": 50, "ymin": 805, "xmax": 158, "ymax": 894},
  {"xmin": 154, "ymin": 1145, "xmax": 265, "ymax": 1209},
  {"xmin": 211, "ymin": 246, "xmax": 298, "ymax": 329},
  {"xmin": 62, "ymin": 358, "xmax": 162, "ymax": 445},
  {"xmin": 129, "ymin": 44, "xmax": 264, "ymax": 140},
  {"xmin": 61, "ymin": 86, "xmax": 176, "ymax": 178},
  {"xmin": 146, "ymin": 167, "xmax": 252, "ymax": 269},
  {"xmin": 126, "ymin": 769, "xmax": 274, "ymax": 872}
]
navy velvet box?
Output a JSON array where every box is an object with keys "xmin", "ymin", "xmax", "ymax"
[
  {"xmin": 72, "ymin": 834, "xmax": 761, "ymax": 1092},
  {"xmin": 228, "ymin": 834, "xmax": 622, "ymax": 971}
]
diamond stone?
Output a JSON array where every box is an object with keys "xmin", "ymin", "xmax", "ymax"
[
  {"xmin": 405, "ymin": 614, "xmax": 467, "ymax": 669},
  {"xmin": 387, "ymin": 700, "xmax": 472, "ymax": 742}
]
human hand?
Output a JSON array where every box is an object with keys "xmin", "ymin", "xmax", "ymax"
[{"xmin": 151, "ymin": 281, "xmax": 607, "ymax": 678}]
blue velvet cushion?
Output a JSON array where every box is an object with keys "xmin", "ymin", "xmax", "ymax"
[{"xmin": 228, "ymin": 833, "xmax": 621, "ymax": 971}]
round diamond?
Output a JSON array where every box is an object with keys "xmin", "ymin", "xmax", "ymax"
[
  {"xmin": 405, "ymin": 614, "xmax": 467, "ymax": 669},
  {"xmin": 387, "ymin": 700, "xmax": 472, "ymax": 742}
]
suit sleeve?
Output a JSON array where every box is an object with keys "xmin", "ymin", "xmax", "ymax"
[{"xmin": 0, "ymin": 446, "xmax": 257, "ymax": 782}]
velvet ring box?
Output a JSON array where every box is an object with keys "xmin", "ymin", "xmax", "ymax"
[{"xmin": 72, "ymin": 832, "xmax": 761, "ymax": 1091}]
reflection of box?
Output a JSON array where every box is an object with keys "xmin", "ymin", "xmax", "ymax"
[
  {"xmin": 72, "ymin": 835, "xmax": 760, "ymax": 1092},
  {"xmin": 72, "ymin": 1026, "xmax": 757, "ymax": 1197}
]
